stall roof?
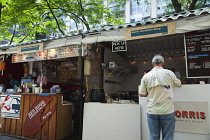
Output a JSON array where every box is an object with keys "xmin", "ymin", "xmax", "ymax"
[{"xmin": 0, "ymin": 6, "xmax": 210, "ymax": 52}]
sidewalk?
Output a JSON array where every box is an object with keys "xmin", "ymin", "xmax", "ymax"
[{"xmin": 0, "ymin": 133, "xmax": 36, "ymax": 140}]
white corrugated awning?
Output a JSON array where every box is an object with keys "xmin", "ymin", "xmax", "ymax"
[
  {"xmin": 44, "ymin": 36, "xmax": 82, "ymax": 50},
  {"xmin": 175, "ymin": 14, "xmax": 210, "ymax": 33},
  {"xmin": 0, "ymin": 47, "xmax": 18, "ymax": 54},
  {"xmin": 81, "ymin": 29, "xmax": 125, "ymax": 44}
]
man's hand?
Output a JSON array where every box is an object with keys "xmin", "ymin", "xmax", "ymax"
[{"xmin": 139, "ymin": 93, "xmax": 148, "ymax": 97}]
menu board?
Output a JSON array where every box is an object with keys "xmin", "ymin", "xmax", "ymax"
[
  {"xmin": 47, "ymin": 48, "xmax": 59, "ymax": 60},
  {"xmin": 185, "ymin": 29, "xmax": 210, "ymax": 78},
  {"xmin": 59, "ymin": 45, "xmax": 79, "ymax": 58},
  {"xmin": 12, "ymin": 51, "xmax": 47, "ymax": 63},
  {"xmin": 12, "ymin": 45, "xmax": 82, "ymax": 63}
]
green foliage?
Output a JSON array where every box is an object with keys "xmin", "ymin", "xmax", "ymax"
[
  {"xmin": 0, "ymin": 0, "xmax": 125, "ymax": 44},
  {"xmin": 1, "ymin": 0, "xmax": 208, "ymax": 44}
]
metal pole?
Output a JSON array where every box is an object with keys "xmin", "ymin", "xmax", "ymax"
[{"xmin": 79, "ymin": 43, "xmax": 85, "ymax": 140}]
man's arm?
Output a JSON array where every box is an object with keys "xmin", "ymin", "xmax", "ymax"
[
  {"xmin": 170, "ymin": 71, "xmax": 181, "ymax": 87},
  {"xmin": 139, "ymin": 78, "xmax": 148, "ymax": 97}
]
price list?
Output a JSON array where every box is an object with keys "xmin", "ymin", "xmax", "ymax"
[
  {"xmin": 185, "ymin": 29, "xmax": 210, "ymax": 77},
  {"xmin": 12, "ymin": 45, "xmax": 81, "ymax": 63},
  {"xmin": 12, "ymin": 51, "xmax": 47, "ymax": 63},
  {"xmin": 59, "ymin": 45, "xmax": 79, "ymax": 58}
]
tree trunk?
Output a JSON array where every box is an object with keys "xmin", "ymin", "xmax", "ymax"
[
  {"xmin": 189, "ymin": 0, "xmax": 198, "ymax": 10},
  {"xmin": 171, "ymin": 0, "xmax": 182, "ymax": 13},
  {"xmin": 202, "ymin": 0, "xmax": 207, "ymax": 7}
]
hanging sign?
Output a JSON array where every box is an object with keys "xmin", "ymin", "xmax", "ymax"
[
  {"xmin": 185, "ymin": 29, "xmax": 210, "ymax": 78},
  {"xmin": 17, "ymin": 43, "xmax": 43, "ymax": 54},
  {"xmin": 125, "ymin": 22, "xmax": 175, "ymax": 40},
  {"xmin": 59, "ymin": 45, "xmax": 79, "ymax": 58},
  {"xmin": 174, "ymin": 101, "xmax": 209, "ymax": 134},
  {"xmin": 12, "ymin": 51, "xmax": 47, "ymax": 63},
  {"xmin": 1, "ymin": 95, "xmax": 21, "ymax": 119},
  {"xmin": 112, "ymin": 41, "xmax": 127, "ymax": 52},
  {"xmin": 47, "ymin": 48, "xmax": 59, "ymax": 60}
]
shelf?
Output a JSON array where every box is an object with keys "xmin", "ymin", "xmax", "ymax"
[{"xmin": 106, "ymin": 67, "xmax": 131, "ymax": 78}]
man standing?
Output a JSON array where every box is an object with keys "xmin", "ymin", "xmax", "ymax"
[{"xmin": 139, "ymin": 55, "xmax": 181, "ymax": 140}]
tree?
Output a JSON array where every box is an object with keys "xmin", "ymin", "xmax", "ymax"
[
  {"xmin": 0, "ymin": 0, "xmax": 125, "ymax": 44},
  {"xmin": 169, "ymin": 0, "xmax": 210, "ymax": 13}
]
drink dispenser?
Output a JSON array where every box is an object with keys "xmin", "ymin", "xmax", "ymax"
[{"xmin": 21, "ymin": 78, "xmax": 34, "ymax": 93}]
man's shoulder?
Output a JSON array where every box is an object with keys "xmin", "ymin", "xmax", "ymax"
[{"xmin": 162, "ymin": 68, "xmax": 174, "ymax": 73}]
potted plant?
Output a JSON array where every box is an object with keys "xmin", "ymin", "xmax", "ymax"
[{"xmin": 181, "ymin": 76, "xmax": 187, "ymax": 84}]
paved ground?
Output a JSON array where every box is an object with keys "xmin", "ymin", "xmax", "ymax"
[
  {"xmin": 0, "ymin": 133, "xmax": 79, "ymax": 140},
  {"xmin": 0, "ymin": 133, "xmax": 36, "ymax": 140}
]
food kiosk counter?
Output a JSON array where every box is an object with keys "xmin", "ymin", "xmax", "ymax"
[
  {"xmin": 0, "ymin": 93, "xmax": 72, "ymax": 140},
  {"xmin": 140, "ymin": 84, "xmax": 210, "ymax": 140}
]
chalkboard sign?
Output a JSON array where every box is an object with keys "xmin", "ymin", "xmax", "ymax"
[
  {"xmin": 185, "ymin": 29, "xmax": 210, "ymax": 78},
  {"xmin": 112, "ymin": 41, "xmax": 127, "ymax": 52}
]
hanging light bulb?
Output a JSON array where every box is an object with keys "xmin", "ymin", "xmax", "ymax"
[
  {"xmin": 130, "ymin": 59, "xmax": 136, "ymax": 64},
  {"xmin": 168, "ymin": 56, "xmax": 173, "ymax": 60}
]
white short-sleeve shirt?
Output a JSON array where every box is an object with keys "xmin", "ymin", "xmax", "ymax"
[{"xmin": 139, "ymin": 66, "xmax": 181, "ymax": 114}]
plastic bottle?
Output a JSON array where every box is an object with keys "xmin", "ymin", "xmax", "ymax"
[{"xmin": 14, "ymin": 85, "xmax": 18, "ymax": 93}]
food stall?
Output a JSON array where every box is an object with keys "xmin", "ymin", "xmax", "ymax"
[
  {"xmin": 0, "ymin": 7, "xmax": 210, "ymax": 140},
  {"xmin": 0, "ymin": 40, "xmax": 88, "ymax": 139},
  {"xmin": 82, "ymin": 7, "xmax": 210, "ymax": 140}
]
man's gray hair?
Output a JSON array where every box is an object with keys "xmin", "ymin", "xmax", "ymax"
[{"xmin": 152, "ymin": 55, "xmax": 164, "ymax": 65}]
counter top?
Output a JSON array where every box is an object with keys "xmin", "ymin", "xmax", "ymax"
[{"xmin": 0, "ymin": 93, "xmax": 63, "ymax": 96}]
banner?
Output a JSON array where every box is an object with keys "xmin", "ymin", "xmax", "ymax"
[
  {"xmin": 17, "ymin": 43, "xmax": 43, "ymax": 54},
  {"xmin": 12, "ymin": 51, "xmax": 47, "ymax": 63},
  {"xmin": 125, "ymin": 22, "xmax": 176, "ymax": 40},
  {"xmin": 1, "ymin": 95, "xmax": 21, "ymax": 119},
  {"xmin": 174, "ymin": 101, "xmax": 209, "ymax": 134}
]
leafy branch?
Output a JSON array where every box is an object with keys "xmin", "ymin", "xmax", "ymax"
[{"xmin": 44, "ymin": 0, "xmax": 65, "ymax": 35}]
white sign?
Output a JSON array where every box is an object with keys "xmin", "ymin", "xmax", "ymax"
[
  {"xmin": 1, "ymin": 95, "xmax": 21, "ymax": 119},
  {"xmin": 174, "ymin": 101, "xmax": 209, "ymax": 134},
  {"xmin": 12, "ymin": 51, "xmax": 47, "ymax": 63}
]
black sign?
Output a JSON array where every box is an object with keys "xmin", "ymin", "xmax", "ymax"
[
  {"xmin": 112, "ymin": 41, "xmax": 127, "ymax": 52},
  {"xmin": 185, "ymin": 29, "xmax": 210, "ymax": 78}
]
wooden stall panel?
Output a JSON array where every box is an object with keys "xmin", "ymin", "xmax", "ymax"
[
  {"xmin": 49, "ymin": 95, "xmax": 57, "ymax": 140},
  {"xmin": 0, "ymin": 118, "xmax": 6, "ymax": 132},
  {"xmin": 29, "ymin": 95, "xmax": 37, "ymax": 139},
  {"xmin": 0, "ymin": 94, "xmax": 70, "ymax": 140},
  {"xmin": 56, "ymin": 95, "xmax": 72, "ymax": 140},
  {"xmin": 34, "ymin": 96, "xmax": 42, "ymax": 140},
  {"xmin": 10, "ymin": 119, "xmax": 17, "ymax": 135},
  {"xmin": 5, "ymin": 118, "xmax": 11, "ymax": 134},
  {"xmin": 16, "ymin": 95, "xmax": 24, "ymax": 136},
  {"xmin": 22, "ymin": 95, "xmax": 30, "ymax": 136},
  {"xmin": 41, "ymin": 98, "xmax": 50, "ymax": 140}
]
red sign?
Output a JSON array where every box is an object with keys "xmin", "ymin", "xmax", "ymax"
[
  {"xmin": 175, "ymin": 110, "xmax": 206, "ymax": 119},
  {"xmin": 24, "ymin": 96, "xmax": 56, "ymax": 136}
]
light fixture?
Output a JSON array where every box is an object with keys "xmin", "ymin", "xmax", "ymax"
[
  {"xmin": 168, "ymin": 56, "xmax": 173, "ymax": 60},
  {"xmin": 130, "ymin": 59, "xmax": 136, "ymax": 64},
  {"xmin": 143, "ymin": 60, "xmax": 147, "ymax": 64}
]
